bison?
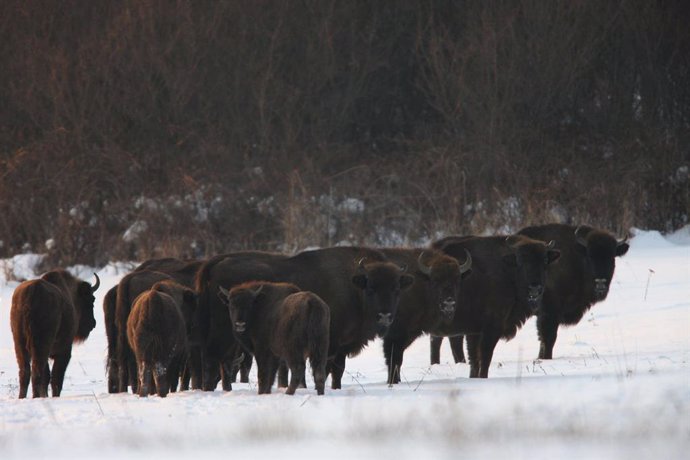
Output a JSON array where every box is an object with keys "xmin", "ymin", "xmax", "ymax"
[
  {"xmin": 378, "ymin": 248, "xmax": 472, "ymax": 384},
  {"xmin": 195, "ymin": 247, "xmax": 413, "ymax": 391},
  {"xmin": 517, "ymin": 223, "xmax": 630, "ymax": 359},
  {"xmin": 219, "ymin": 282, "xmax": 330, "ymax": 395},
  {"xmin": 11, "ymin": 270, "xmax": 100, "ymax": 398},
  {"xmin": 432, "ymin": 235, "xmax": 560, "ymax": 378},
  {"xmin": 127, "ymin": 280, "xmax": 197, "ymax": 397},
  {"xmin": 110, "ymin": 258, "xmax": 204, "ymax": 393}
]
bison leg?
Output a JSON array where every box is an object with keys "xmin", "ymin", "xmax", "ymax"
[
  {"xmin": 286, "ymin": 360, "xmax": 306, "ymax": 396},
  {"xmin": 478, "ymin": 330, "xmax": 500, "ymax": 378},
  {"xmin": 220, "ymin": 357, "xmax": 235, "ymax": 391},
  {"xmin": 255, "ymin": 352, "xmax": 277, "ymax": 395},
  {"xmin": 107, "ymin": 357, "xmax": 119, "ymax": 394},
  {"xmin": 138, "ymin": 362, "xmax": 152, "ymax": 397},
  {"xmin": 14, "ymin": 343, "xmax": 30, "ymax": 399},
  {"xmin": 201, "ymin": 354, "xmax": 220, "ymax": 391},
  {"xmin": 537, "ymin": 313, "xmax": 559, "ymax": 360},
  {"xmin": 277, "ymin": 361, "xmax": 289, "ymax": 388},
  {"xmin": 152, "ymin": 363, "xmax": 170, "ymax": 398},
  {"xmin": 430, "ymin": 335, "xmax": 443, "ymax": 365},
  {"xmin": 188, "ymin": 346, "xmax": 203, "ymax": 390},
  {"xmin": 449, "ymin": 335, "xmax": 466, "ymax": 364},
  {"xmin": 50, "ymin": 351, "xmax": 72, "ymax": 397},
  {"xmin": 465, "ymin": 334, "xmax": 480, "ymax": 378},
  {"xmin": 127, "ymin": 352, "xmax": 139, "ymax": 394},
  {"xmin": 311, "ymin": 358, "xmax": 326, "ymax": 396},
  {"xmin": 239, "ymin": 351, "xmax": 252, "ymax": 383},
  {"xmin": 383, "ymin": 338, "xmax": 403, "ymax": 385},
  {"xmin": 30, "ymin": 359, "xmax": 49, "ymax": 398},
  {"xmin": 328, "ymin": 353, "xmax": 346, "ymax": 390}
]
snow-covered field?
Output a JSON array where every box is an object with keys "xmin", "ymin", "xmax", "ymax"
[{"xmin": 1, "ymin": 229, "xmax": 689, "ymax": 459}]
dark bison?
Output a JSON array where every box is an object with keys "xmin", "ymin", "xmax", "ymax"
[
  {"xmin": 11, "ymin": 270, "xmax": 100, "ymax": 398},
  {"xmin": 433, "ymin": 235, "xmax": 560, "ymax": 378},
  {"xmin": 196, "ymin": 247, "xmax": 413, "ymax": 391},
  {"xmin": 127, "ymin": 280, "xmax": 197, "ymax": 397},
  {"xmin": 111, "ymin": 258, "xmax": 204, "ymax": 393},
  {"xmin": 378, "ymin": 248, "xmax": 472, "ymax": 384},
  {"xmin": 219, "ymin": 282, "xmax": 330, "ymax": 395},
  {"xmin": 517, "ymin": 223, "xmax": 630, "ymax": 359}
]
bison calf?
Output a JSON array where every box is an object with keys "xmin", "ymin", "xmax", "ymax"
[
  {"xmin": 11, "ymin": 270, "xmax": 100, "ymax": 398},
  {"xmin": 127, "ymin": 280, "xmax": 197, "ymax": 397},
  {"xmin": 219, "ymin": 282, "xmax": 330, "ymax": 395}
]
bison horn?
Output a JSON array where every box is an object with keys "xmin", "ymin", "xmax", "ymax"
[
  {"xmin": 218, "ymin": 285, "xmax": 231, "ymax": 302},
  {"xmin": 546, "ymin": 240, "xmax": 556, "ymax": 249},
  {"xmin": 617, "ymin": 231, "xmax": 630, "ymax": 246},
  {"xmin": 417, "ymin": 252, "xmax": 432, "ymax": 276},
  {"xmin": 574, "ymin": 226, "xmax": 588, "ymax": 247},
  {"xmin": 91, "ymin": 273, "xmax": 101, "ymax": 292},
  {"xmin": 357, "ymin": 257, "xmax": 367, "ymax": 270},
  {"xmin": 459, "ymin": 249, "xmax": 472, "ymax": 273},
  {"xmin": 252, "ymin": 284, "xmax": 264, "ymax": 298},
  {"xmin": 504, "ymin": 235, "xmax": 520, "ymax": 246}
]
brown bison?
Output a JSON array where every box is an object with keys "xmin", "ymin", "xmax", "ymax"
[
  {"xmin": 378, "ymin": 248, "xmax": 472, "ymax": 384},
  {"xmin": 127, "ymin": 280, "xmax": 197, "ymax": 397},
  {"xmin": 219, "ymin": 282, "xmax": 330, "ymax": 395},
  {"xmin": 195, "ymin": 247, "xmax": 413, "ymax": 391},
  {"xmin": 433, "ymin": 235, "xmax": 560, "ymax": 378},
  {"xmin": 517, "ymin": 223, "xmax": 630, "ymax": 359},
  {"xmin": 110, "ymin": 258, "xmax": 204, "ymax": 393},
  {"xmin": 430, "ymin": 225, "xmax": 630, "ymax": 363},
  {"xmin": 11, "ymin": 270, "xmax": 100, "ymax": 398}
]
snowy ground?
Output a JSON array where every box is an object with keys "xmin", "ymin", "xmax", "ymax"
[{"xmin": 1, "ymin": 229, "xmax": 688, "ymax": 459}]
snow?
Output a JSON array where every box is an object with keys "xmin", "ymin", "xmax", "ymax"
[{"xmin": 1, "ymin": 230, "xmax": 689, "ymax": 459}]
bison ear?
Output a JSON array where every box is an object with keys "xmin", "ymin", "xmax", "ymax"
[
  {"xmin": 547, "ymin": 249, "xmax": 561, "ymax": 264},
  {"xmin": 352, "ymin": 274, "xmax": 368, "ymax": 290},
  {"xmin": 502, "ymin": 254, "xmax": 517, "ymax": 268},
  {"xmin": 400, "ymin": 274, "xmax": 415, "ymax": 290},
  {"xmin": 217, "ymin": 286, "xmax": 231, "ymax": 305},
  {"xmin": 616, "ymin": 242, "xmax": 630, "ymax": 257}
]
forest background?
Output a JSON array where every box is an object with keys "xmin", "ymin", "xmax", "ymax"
[{"xmin": 1, "ymin": 0, "xmax": 688, "ymax": 267}]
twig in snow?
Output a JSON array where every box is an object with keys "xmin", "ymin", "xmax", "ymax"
[
  {"xmin": 413, "ymin": 367, "xmax": 432, "ymax": 392},
  {"xmin": 92, "ymin": 390, "xmax": 105, "ymax": 416},
  {"xmin": 644, "ymin": 269, "xmax": 655, "ymax": 301},
  {"xmin": 344, "ymin": 370, "xmax": 366, "ymax": 393},
  {"xmin": 299, "ymin": 395, "xmax": 311, "ymax": 407}
]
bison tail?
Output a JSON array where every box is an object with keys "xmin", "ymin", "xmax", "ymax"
[{"xmin": 306, "ymin": 295, "xmax": 330, "ymax": 376}]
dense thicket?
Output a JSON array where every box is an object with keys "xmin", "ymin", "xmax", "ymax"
[{"xmin": 1, "ymin": 0, "xmax": 688, "ymax": 266}]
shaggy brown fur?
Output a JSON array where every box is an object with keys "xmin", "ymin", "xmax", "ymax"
[
  {"xmin": 433, "ymin": 235, "xmax": 560, "ymax": 378},
  {"xmin": 379, "ymin": 248, "xmax": 472, "ymax": 384},
  {"xmin": 518, "ymin": 223, "xmax": 629, "ymax": 359},
  {"xmin": 11, "ymin": 270, "xmax": 99, "ymax": 398},
  {"xmin": 126, "ymin": 280, "xmax": 196, "ymax": 398},
  {"xmin": 196, "ymin": 247, "xmax": 413, "ymax": 392},
  {"xmin": 220, "ymin": 282, "xmax": 330, "ymax": 395}
]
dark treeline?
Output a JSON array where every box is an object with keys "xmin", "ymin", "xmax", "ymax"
[{"xmin": 0, "ymin": 0, "xmax": 688, "ymax": 266}]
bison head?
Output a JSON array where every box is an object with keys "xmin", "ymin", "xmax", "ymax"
[
  {"xmin": 352, "ymin": 259, "xmax": 414, "ymax": 336},
  {"xmin": 218, "ymin": 283, "xmax": 264, "ymax": 334},
  {"xmin": 74, "ymin": 273, "xmax": 100, "ymax": 342},
  {"xmin": 575, "ymin": 226, "xmax": 629, "ymax": 301},
  {"xmin": 417, "ymin": 249, "xmax": 472, "ymax": 321},
  {"xmin": 504, "ymin": 236, "xmax": 560, "ymax": 313}
]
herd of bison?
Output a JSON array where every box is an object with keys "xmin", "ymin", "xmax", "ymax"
[{"xmin": 9, "ymin": 223, "xmax": 630, "ymax": 399}]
